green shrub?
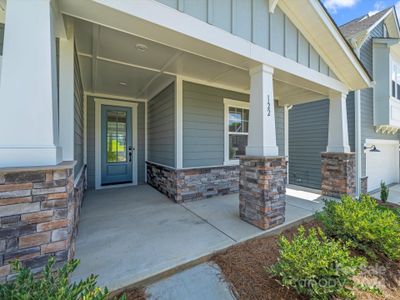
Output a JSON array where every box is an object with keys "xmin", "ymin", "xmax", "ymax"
[
  {"xmin": 0, "ymin": 257, "xmax": 125, "ymax": 300},
  {"xmin": 317, "ymin": 195, "xmax": 400, "ymax": 260},
  {"xmin": 269, "ymin": 226, "xmax": 366, "ymax": 300},
  {"xmin": 380, "ymin": 181, "xmax": 389, "ymax": 203}
]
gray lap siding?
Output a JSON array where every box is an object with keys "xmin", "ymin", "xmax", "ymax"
[{"xmin": 182, "ymin": 81, "xmax": 285, "ymax": 168}]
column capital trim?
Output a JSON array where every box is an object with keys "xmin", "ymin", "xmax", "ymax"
[{"xmin": 249, "ymin": 64, "xmax": 274, "ymax": 77}]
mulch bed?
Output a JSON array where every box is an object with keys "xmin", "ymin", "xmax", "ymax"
[
  {"xmin": 212, "ymin": 218, "xmax": 400, "ymax": 300},
  {"xmin": 112, "ymin": 287, "xmax": 146, "ymax": 300}
]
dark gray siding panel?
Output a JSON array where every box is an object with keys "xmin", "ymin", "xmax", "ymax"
[
  {"xmin": 0, "ymin": 24, "xmax": 4, "ymax": 55},
  {"xmin": 148, "ymin": 83, "xmax": 175, "ymax": 168},
  {"xmin": 74, "ymin": 50, "xmax": 84, "ymax": 175},
  {"xmin": 86, "ymin": 97, "xmax": 146, "ymax": 188},
  {"xmin": 183, "ymin": 82, "xmax": 248, "ymax": 168},
  {"xmin": 289, "ymin": 100, "xmax": 329, "ymax": 189},
  {"xmin": 289, "ymin": 95, "xmax": 356, "ymax": 189},
  {"xmin": 347, "ymin": 92, "xmax": 355, "ymax": 152},
  {"xmin": 154, "ymin": 0, "xmax": 335, "ymax": 78}
]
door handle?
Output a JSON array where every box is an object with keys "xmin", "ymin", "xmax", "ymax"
[{"xmin": 128, "ymin": 146, "xmax": 134, "ymax": 162}]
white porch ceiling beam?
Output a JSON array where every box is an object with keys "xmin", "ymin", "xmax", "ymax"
[
  {"xmin": 91, "ymin": 24, "xmax": 100, "ymax": 93},
  {"xmin": 138, "ymin": 51, "xmax": 183, "ymax": 98}
]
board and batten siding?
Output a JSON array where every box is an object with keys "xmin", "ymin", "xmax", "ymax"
[
  {"xmin": 73, "ymin": 49, "xmax": 84, "ymax": 176},
  {"xmin": 359, "ymin": 21, "xmax": 400, "ymax": 176},
  {"xmin": 289, "ymin": 96, "xmax": 355, "ymax": 189},
  {"xmin": 183, "ymin": 81, "xmax": 285, "ymax": 168},
  {"xmin": 86, "ymin": 96, "xmax": 146, "ymax": 188},
  {"xmin": 155, "ymin": 0, "xmax": 336, "ymax": 78},
  {"xmin": 147, "ymin": 83, "xmax": 176, "ymax": 168}
]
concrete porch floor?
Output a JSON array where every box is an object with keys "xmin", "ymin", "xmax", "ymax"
[{"xmin": 71, "ymin": 184, "xmax": 326, "ymax": 291}]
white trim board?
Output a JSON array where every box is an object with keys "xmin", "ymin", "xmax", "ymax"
[
  {"xmin": 175, "ymin": 77, "xmax": 183, "ymax": 169},
  {"xmin": 86, "ymin": 92, "xmax": 147, "ymax": 103},
  {"xmin": 223, "ymin": 98, "xmax": 250, "ymax": 166},
  {"xmin": 94, "ymin": 98, "xmax": 138, "ymax": 190}
]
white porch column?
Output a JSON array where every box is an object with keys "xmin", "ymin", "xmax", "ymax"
[
  {"xmin": 327, "ymin": 92, "xmax": 351, "ymax": 153},
  {"xmin": 0, "ymin": 0, "xmax": 61, "ymax": 167},
  {"xmin": 246, "ymin": 64, "xmax": 279, "ymax": 156},
  {"xmin": 59, "ymin": 27, "xmax": 75, "ymax": 161}
]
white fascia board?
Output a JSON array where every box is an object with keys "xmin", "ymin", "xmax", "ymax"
[{"xmin": 61, "ymin": 0, "xmax": 348, "ymax": 94}]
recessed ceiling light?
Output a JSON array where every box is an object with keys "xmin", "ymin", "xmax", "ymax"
[
  {"xmin": 119, "ymin": 82, "xmax": 128, "ymax": 86},
  {"xmin": 136, "ymin": 43, "xmax": 148, "ymax": 52}
]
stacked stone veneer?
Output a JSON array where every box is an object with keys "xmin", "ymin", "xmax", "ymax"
[
  {"xmin": 239, "ymin": 156, "xmax": 287, "ymax": 230},
  {"xmin": 321, "ymin": 152, "xmax": 356, "ymax": 198},
  {"xmin": 146, "ymin": 162, "xmax": 239, "ymax": 203},
  {"xmin": 361, "ymin": 176, "xmax": 368, "ymax": 195},
  {"xmin": 0, "ymin": 163, "xmax": 85, "ymax": 282}
]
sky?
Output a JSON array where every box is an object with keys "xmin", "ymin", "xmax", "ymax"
[{"xmin": 323, "ymin": 0, "xmax": 400, "ymax": 26}]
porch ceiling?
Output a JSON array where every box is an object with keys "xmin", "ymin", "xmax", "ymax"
[{"xmin": 74, "ymin": 17, "xmax": 328, "ymax": 103}]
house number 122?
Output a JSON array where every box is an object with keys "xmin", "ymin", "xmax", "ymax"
[{"xmin": 267, "ymin": 95, "xmax": 271, "ymax": 117}]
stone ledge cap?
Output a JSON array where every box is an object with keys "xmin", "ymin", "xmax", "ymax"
[
  {"xmin": 239, "ymin": 156, "xmax": 286, "ymax": 161},
  {"xmin": 0, "ymin": 161, "xmax": 76, "ymax": 174}
]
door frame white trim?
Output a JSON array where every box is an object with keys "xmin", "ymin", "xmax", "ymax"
[{"xmin": 94, "ymin": 98, "xmax": 138, "ymax": 190}]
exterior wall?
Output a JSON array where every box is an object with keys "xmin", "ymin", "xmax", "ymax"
[
  {"xmin": 0, "ymin": 23, "xmax": 4, "ymax": 55},
  {"xmin": 360, "ymin": 21, "xmax": 400, "ymax": 176},
  {"xmin": 148, "ymin": 83, "xmax": 176, "ymax": 167},
  {"xmin": 155, "ymin": 0, "xmax": 335, "ymax": 78},
  {"xmin": 146, "ymin": 162, "xmax": 239, "ymax": 203},
  {"xmin": 289, "ymin": 96, "xmax": 355, "ymax": 189},
  {"xmin": 86, "ymin": 96, "xmax": 146, "ymax": 188},
  {"xmin": 0, "ymin": 163, "xmax": 85, "ymax": 282},
  {"xmin": 183, "ymin": 81, "xmax": 284, "ymax": 168},
  {"xmin": 73, "ymin": 50, "xmax": 84, "ymax": 175}
]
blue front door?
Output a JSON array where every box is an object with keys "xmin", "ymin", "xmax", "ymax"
[{"xmin": 101, "ymin": 105, "xmax": 133, "ymax": 186}]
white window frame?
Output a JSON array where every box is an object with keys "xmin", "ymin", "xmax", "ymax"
[
  {"xmin": 390, "ymin": 57, "xmax": 400, "ymax": 100},
  {"xmin": 223, "ymin": 98, "xmax": 250, "ymax": 165}
]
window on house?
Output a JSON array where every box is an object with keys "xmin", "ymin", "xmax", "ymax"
[
  {"xmin": 391, "ymin": 62, "xmax": 400, "ymax": 100},
  {"xmin": 396, "ymin": 66, "xmax": 400, "ymax": 100},
  {"xmin": 224, "ymin": 99, "xmax": 250, "ymax": 164}
]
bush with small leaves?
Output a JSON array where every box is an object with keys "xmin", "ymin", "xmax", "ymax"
[
  {"xmin": 317, "ymin": 194, "xmax": 400, "ymax": 260},
  {"xmin": 269, "ymin": 226, "xmax": 367, "ymax": 300},
  {"xmin": 0, "ymin": 257, "xmax": 126, "ymax": 300},
  {"xmin": 380, "ymin": 181, "xmax": 389, "ymax": 203}
]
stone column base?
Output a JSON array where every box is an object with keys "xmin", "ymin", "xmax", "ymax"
[
  {"xmin": 239, "ymin": 156, "xmax": 287, "ymax": 230},
  {"xmin": 361, "ymin": 176, "xmax": 368, "ymax": 195},
  {"xmin": 0, "ymin": 162, "xmax": 85, "ymax": 282},
  {"xmin": 321, "ymin": 152, "xmax": 355, "ymax": 198}
]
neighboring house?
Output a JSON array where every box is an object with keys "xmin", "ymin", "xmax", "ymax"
[
  {"xmin": 289, "ymin": 7, "xmax": 400, "ymax": 193},
  {"xmin": 0, "ymin": 0, "xmax": 370, "ymax": 280}
]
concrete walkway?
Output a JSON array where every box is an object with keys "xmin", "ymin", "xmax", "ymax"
[
  {"xmin": 72, "ymin": 184, "xmax": 326, "ymax": 291},
  {"xmin": 146, "ymin": 263, "xmax": 235, "ymax": 300}
]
